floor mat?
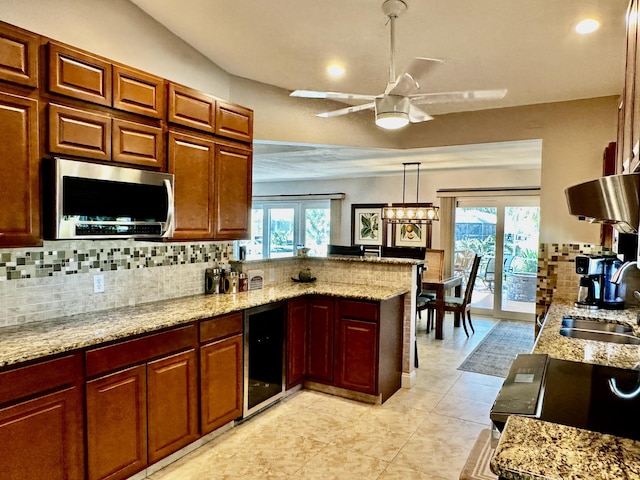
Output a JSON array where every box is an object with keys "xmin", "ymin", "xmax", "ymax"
[{"xmin": 457, "ymin": 320, "xmax": 535, "ymax": 377}]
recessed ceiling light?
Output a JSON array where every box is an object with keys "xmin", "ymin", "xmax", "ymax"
[
  {"xmin": 327, "ymin": 64, "xmax": 345, "ymax": 78},
  {"xmin": 575, "ymin": 18, "xmax": 600, "ymax": 35}
]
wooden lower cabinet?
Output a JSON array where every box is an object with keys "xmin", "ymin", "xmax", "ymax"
[
  {"xmin": 200, "ymin": 334, "xmax": 243, "ymax": 434},
  {"xmin": 288, "ymin": 295, "xmax": 403, "ymax": 402},
  {"xmin": 287, "ymin": 298, "xmax": 308, "ymax": 388},
  {"xmin": 147, "ymin": 349, "xmax": 199, "ymax": 464},
  {"xmin": 0, "ymin": 353, "xmax": 84, "ymax": 480},
  {"xmin": 335, "ymin": 318, "xmax": 378, "ymax": 395},
  {"xmin": 86, "ymin": 364, "xmax": 147, "ymax": 480},
  {"xmin": 0, "ymin": 387, "xmax": 84, "ymax": 480},
  {"xmin": 307, "ymin": 297, "xmax": 335, "ymax": 382}
]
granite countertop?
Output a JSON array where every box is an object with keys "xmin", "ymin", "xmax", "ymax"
[
  {"xmin": 0, "ymin": 281, "xmax": 408, "ymax": 369},
  {"xmin": 534, "ymin": 300, "xmax": 640, "ymax": 369},
  {"xmin": 491, "ymin": 300, "xmax": 640, "ymax": 480},
  {"xmin": 492, "ymin": 416, "xmax": 640, "ymax": 480}
]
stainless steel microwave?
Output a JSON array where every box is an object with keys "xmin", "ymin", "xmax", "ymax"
[{"xmin": 45, "ymin": 158, "xmax": 174, "ymax": 240}]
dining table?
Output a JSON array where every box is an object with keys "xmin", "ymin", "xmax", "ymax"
[{"xmin": 422, "ymin": 274, "xmax": 463, "ymax": 340}]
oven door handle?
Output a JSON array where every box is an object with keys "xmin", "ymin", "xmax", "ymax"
[{"xmin": 608, "ymin": 376, "xmax": 640, "ymax": 399}]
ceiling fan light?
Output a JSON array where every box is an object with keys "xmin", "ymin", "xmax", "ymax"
[
  {"xmin": 376, "ymin": 112, "xmax": 409, "ymax": 129},
  {"xmin": 375, "ymin": 95, "xmax": 410, "ymax": 130}
]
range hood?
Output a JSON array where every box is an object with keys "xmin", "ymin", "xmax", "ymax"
[{"xmin": 565, "ymin": 173, "xmax": 640, "ymax": 233}]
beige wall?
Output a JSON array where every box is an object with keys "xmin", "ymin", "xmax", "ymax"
[{"xmin": 0, "ymin": 0, "xmax": 619, "ymax": 246}]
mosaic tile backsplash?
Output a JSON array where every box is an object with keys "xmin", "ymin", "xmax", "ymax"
[
  {"xmin": 0, "ymin": 240, "xmax": 234, "ymax": 327},
  {"xmin": 536, "ymin": 242, "xmax": 614, "ymax": 317}
]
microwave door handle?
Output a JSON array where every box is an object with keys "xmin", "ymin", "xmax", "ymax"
[{"xmin": 162, "ymin": 179, "xmax": 175, "ymax": 238}]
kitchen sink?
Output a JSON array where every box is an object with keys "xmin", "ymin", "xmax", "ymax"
[
  {"xmin": 559, "ymin": 327, "xmax": 640, "ymax": 344},
  {"xmin": 561, "ymin": 316, "xmax": 633, "ymax": 334}
]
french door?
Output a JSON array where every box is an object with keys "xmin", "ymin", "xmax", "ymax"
[{"xmin": 454, "ymin": 196, "xmax": 539, "ymax": 321}]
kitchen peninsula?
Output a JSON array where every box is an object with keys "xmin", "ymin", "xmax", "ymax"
[
  {"xmin": 0, "ymin": 254, "xmax": 415, "ymax": 480},
  {"xmin": 490, "ymin": 301, "xmax": 640, "ymax": 479}
]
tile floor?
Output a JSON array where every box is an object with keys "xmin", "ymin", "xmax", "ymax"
[{"xmin": 148, "ymin": 315, "xmax": 503, "ymax": 480}]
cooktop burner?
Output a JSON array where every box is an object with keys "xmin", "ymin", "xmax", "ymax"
[{"xmin": 491, "ymin": 354, "xmax": 640, "ymax": 441}]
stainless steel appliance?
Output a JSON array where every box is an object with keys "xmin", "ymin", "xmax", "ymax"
[
  {"xmin": 574, "ymin": 255, "xmax": 624, "ymax": 309},
  {"xmin": 44, "ymin": 157, "xmax": 174, "ymax": 239},
  {"xmin": 574, "ymin": 255, "xmax": 603, "ymax": 309},
  {"xmin": 565, "ymin": 173, "xmax": 640, "ymax": 234},
  {"xmin": 243, "ymin": 302, "xmax": 286, "ymax": 417},
  {"xmin": 490, "ymin": 353, "xmax": 640, "ymax": 442}
]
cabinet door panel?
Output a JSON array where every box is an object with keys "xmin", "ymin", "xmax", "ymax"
[
  {"xmin": 0, "ymin": 92, "xmax": 40, "ymax": 246},
  {"xmin": 86, "ymin": 365, "xmax": 147, "ymax": 480},
  {"xmin": 287, "ymin": 298, "xmax": 308, "ymax": 388},
  {"xmin": 336, "ymin": 319, "xmax": 378, "ymax": 395},
  {"xmin": 200, "ymin": 334, "xmax": 243, "ymax": 434},
  {"xmin": 49, "ymin": 103, "xmax": 111, "ymax": 160},
  {"xmin": 113, "ymin": 64, "xmax": 164, "ymax": 118},
  {"xmin": 307, "ymin": 298, "xmax": 335, "ymax": 382},
  {"xmin": 168, "ymin": 83, "xmax": 215, "ymax": 133},
  {"xmin": 0, "ymin": 22, "xmax": 39, "ymax": 87},
  {"xmin": 0, "ymin": 387, "xmax": 84, "ymax": 480},
  {"xmin": 112, "ymin": 118, "xmax": 164, "ymax": 169},
  {"xmin": 214, "ymin": 142, "xmax": 252, "ymax": 239},
  {"xmin": 168, "ymin": 130, "xmax": 215, "ymax": 239},
  {"xmin": 147, "ymin": 349, "xmax": 198, "ymax": 464},
  {"xmin": 215, "ymin": 100, "xmax": 252, "ymax": 143},
  {"xmin": 48, "ymin": 41, "xmax": 112, "ymax": 106}
]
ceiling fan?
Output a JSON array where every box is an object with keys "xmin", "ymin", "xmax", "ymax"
[{"xmin": 290, "ymin": 0, "xmax": 507, "ymax": 130}]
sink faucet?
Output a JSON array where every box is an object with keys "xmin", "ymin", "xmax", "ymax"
[{"xmin": 611, "ymin": 261, "xmax": 640, "ymax": 307}]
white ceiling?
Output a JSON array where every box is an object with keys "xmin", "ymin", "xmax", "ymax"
[{"xmin": 130, "ymin": 0, "xmax": 629, "ymax": 182}]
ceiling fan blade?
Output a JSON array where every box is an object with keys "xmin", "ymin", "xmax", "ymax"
[
  {"xmin": 316, "ymin": 102, "xmax": 376, "ymax": 118},
  {"xmin": 409, "ymin": 89, "xmax": 508, "ymax": 106},
  {"xmin": 290, "ymin": 90, "xmax": 377, "ymax": 102},
  {"xmin": 408, "ymin": 104, "xmax": 434, "ymax": 123},
  {"xmin": 387, "ymin": 57, "xmax": 444, "ymax": 96}
]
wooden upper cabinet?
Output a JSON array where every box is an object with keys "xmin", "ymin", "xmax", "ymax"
[
  {"xmin": 0, "ymin": 22, "xmax": 39, "ymax": 88},
  {"xmin": 113, "ymin": 64, "xmax": 165, "ymax": 119},
  {"xmin": 0, "ymin": 92, "xmax": 40, "ymax": 247},
  {"xmin": 168, "ymin": 130, "xmax": 215, "ymax": 239},
  {"xmin": 215, "ymin": 100, "xmax": 253, "ymax": 143},
  {"xmin": 168, "ymin": 83, "xmax": 215, "ymax": 133},
  {"xmin": 48, "ymin": 41, "xmax": 112, "ymax": 107},
  {"xmin": 49, "ymin": 103, "xmax": 111, "ymax": 161},
  {"xmin": 112, "ymin": 118, "xmax": 164, "ymax": 169},
  {"xmin": 214, "ymin": 141, "xmax": 252, "ymax": 240}
]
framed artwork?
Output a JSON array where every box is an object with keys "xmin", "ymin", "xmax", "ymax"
[
  {"xmin": 351, "ymin": 204, "xmax": 386, "ymax": 247},
  {"xmin": 393, "ymin": 222, "xmax": 431, "ymax": 248}
]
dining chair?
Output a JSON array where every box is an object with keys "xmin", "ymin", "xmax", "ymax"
[
  {"xmin": 426, "ymin": 254, "xmax": 482, "ymax": 337},
  {"xmin": 416, "ymin": 249, "xmax": 445, "ymax": 333}
]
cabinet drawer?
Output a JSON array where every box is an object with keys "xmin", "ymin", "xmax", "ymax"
[
  {"xmin": 112, "ymin": 118, "xmax": 164, "ymax": 169},
  {"xmin": 168, "ymin": 83, "xmax": 215, "ymax": 133},
  {"xmin": 85, "ymin": 324, "xmax": 197, "ymax": 378},
  {"xmin": 0, "ymin": 353, "xmax": 82, "ymax": 405},
  {"xmin": 49, "ymin": 103, "xmax": 111, "ymax": 160},
  {"xmin": 48, "ymin": 41, "xmax": 112, "ymax": 106},
  {"xmin": 215, "ymin": 100, "xmax": 253, "ymax": 143},
  {"xmin": 113, "ymin": 64, "xmax": 165, "ymax": 118},
  {"xmin": 0, "ymin": 22, "xmax": 39, "ymax": 88},
  {"xmin": 339, "ymin": 299, "xmax": 379, "ymax": 322},
  {"xmin": 200, "ymin": 312, "xmax": 243, "ymax": 343}
]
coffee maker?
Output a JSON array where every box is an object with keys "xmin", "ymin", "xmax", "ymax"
[
  {"xmin": 574, "ymin": 254, "xmax": 624, "ymax": 309},
  {"xmin": 575, "ymin": 255, "xmax": 603, "ymax": 309}
]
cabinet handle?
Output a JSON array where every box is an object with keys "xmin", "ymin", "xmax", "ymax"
[{"xmin": 162, "ymin": 178, "xmax": 175, "ymax": 238}]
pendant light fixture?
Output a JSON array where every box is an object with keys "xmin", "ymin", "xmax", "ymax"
[{"xmin": 383, "ymin": 162, "xmax": 439, "ymax": 223}]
